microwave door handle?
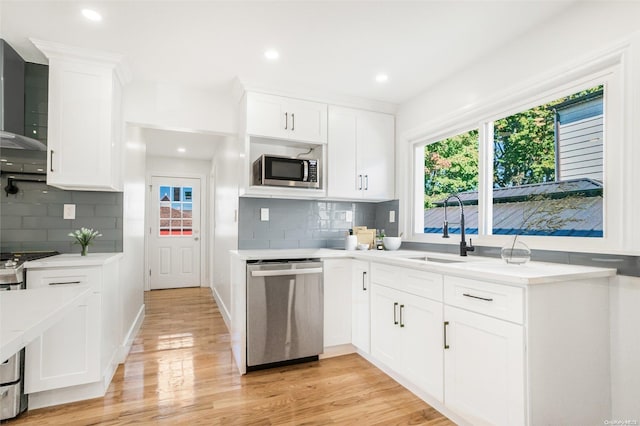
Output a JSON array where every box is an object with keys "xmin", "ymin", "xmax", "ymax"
[{"xmin": 303, "ymin": 161, "xmax": 309, "ymax": 182}]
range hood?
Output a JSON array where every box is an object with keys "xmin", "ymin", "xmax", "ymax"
[{"xmin": 0, "ymin": 39, "xmax": 46, "ymax": 151}]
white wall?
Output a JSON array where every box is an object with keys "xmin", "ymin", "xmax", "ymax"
[
  {"xmin": 124, "ymin": 81, "xmax": 237, "ymax": 136},
  {"xmin": 119, "ymin": 125, "xmax": 146, "ymax": 356},
  {"xmin": 395, "ymin": 2, "xmax": 640, "ymax": 420},
  {"xmin": 210, "ymin": 136, "xmax": 242, "ymax": 326}
]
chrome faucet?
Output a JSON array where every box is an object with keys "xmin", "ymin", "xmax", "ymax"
[{"xmin": 443, "ymin": 194, "xmax": 475, "ymax": 256}]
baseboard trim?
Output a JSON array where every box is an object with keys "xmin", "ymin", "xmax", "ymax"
[
  {"xmin": 320, "ymin": 344, "xmax": 356, "ymax": 359},
  {"xmin": 211, "ymin": 286, "xmax": 231, "ymax": 331},
  {"xmin": 119, "ymin": 304, "xmax": 145, "ymax": 363}
]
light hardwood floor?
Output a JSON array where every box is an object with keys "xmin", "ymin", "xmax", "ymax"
[{"xmin": 6, "ymin": 287, "xmax": 455, "ymax": 425}]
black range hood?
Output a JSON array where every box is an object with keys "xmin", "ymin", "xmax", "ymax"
[{"xmin": 0, "ymin": 39, "xmax": 46, "ymax": 151}]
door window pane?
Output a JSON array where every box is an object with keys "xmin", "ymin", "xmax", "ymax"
[{"xmin": 158, "ymin": 185, "xmax": 196, "ymax": 236}]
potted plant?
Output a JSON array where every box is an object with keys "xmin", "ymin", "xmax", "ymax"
[{"xmin": 69, "ymin": 227, "xmax": 102, "ymax": 256}]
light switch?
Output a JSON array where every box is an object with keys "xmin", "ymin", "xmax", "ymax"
[
  {"xmin": 345, "ymin": 211, "xmax": 353, "ymax": 222},
  {"xmin": 64, "ymin": 204, "xmax": 76, "ymax": 220},
  {"xmin": 389, "ymin": 210, "xmax": 396, "ymax": 223},
  {"xmin": 260, "ymin": 208, "xmax": 269, "ymax": 221}
]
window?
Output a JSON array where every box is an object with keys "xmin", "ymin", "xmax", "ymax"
[
  {"xmin": 415, "ymin": 85, "xmax": 607, "ymax": 241},
  {"xmin": 159, "ymin": 185, "xmax": 193, "ymax": 236}
]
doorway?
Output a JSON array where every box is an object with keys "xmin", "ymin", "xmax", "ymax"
[{"xmin": 149, "ymin": 176, "xmax": 202, "ymax": 289}]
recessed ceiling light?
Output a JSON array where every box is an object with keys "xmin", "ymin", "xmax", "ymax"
[
  {"xmin": 375, "ymin": 73, "xmax": 389, "ymax": 83},
  {"xmin": 0, "ymin": 159, "xmax": 6, "ymax": 162},
  {"xmin": 264, "ymin": 49, "xmax": 279, "ymax": 60},
  {"xmin": 177, "ymin": 148, "xmax": 186, "ymax": 153},
  {"xmin": 82, "ymin": 9, "xmax": 102, "ymax": 22}
]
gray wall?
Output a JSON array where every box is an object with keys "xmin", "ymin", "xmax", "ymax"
[
  {"xmin": 238, "ymin": 198, "xmax": 399, "ymax": 250},
  {"xmin": 0, "ymin": 177, "xmax": 123, "ymax": 253}
]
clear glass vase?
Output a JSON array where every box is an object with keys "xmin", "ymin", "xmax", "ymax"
[
  {"xmin": 501, "ymin": 239, "xmax": 531, "ymax": 264},
  {"xmin": 81, "ymin": 245, "xmax": 89, "ymax": 256}
]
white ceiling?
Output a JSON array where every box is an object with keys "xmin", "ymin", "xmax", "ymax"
[
  {"xmin": 1, "ymin": 0, "xmax": 577, "ymax": 106},
  {"xmin": 1, "ymin": 1, "xmax": 578, "ymax": 160}
]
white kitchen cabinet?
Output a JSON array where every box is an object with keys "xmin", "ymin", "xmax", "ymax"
[
  {"xmin": 246, "ymin": 92, "xmax": 327, "ymax": 144},
  {"xmin": 322, "ymin": 259, "xmax": 352, "ymax": 348},
  {"xmin": 328, "ymin": 106, "xmax": 394, "ymax": 200},
  {"xmin": 370, "ymin": 277, "xmax": 444, "ymax": 401},
  {"xmin": 351, "ymin": 260, "xmax": 370, "ymax": 353},
  {"xmin": 24, "ymin": 258, "xmax": 121, "ymax": 400},
  {"xmin": 32, "ymin": 39, "xmax": 125, "ymax": 191},
  {"xmin": 443, "ymin": 305, "xmax": 525, "ymax": 426},
  {"xmin": 24, "ymin": 268, "xmax": 102, "ymax": 392}
]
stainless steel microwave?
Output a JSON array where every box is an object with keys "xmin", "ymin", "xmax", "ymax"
[{"xmin": 252, "ymin": 155, "xmax": 320, "ymax": 189}]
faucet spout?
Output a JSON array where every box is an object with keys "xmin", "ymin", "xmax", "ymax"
[{"xmin": 443, "ymin": 194, "xmax": 475, "ymax": 256}]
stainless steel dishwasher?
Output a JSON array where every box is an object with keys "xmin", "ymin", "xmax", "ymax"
[{"xmin": 246, "ymin": 259, "xmax": 323, "ymax": 370}]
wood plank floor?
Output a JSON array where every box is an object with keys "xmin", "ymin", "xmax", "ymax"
[{"xmin": 6, "ymin": 287, "xmax": 455, "ymax": 425}]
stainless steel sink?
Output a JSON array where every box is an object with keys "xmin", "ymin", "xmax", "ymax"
[{"xmin": 407, "ymin": 255, "xmax": 466, "ymax": 263}]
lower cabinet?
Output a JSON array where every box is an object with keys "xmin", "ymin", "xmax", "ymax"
[
  {"xmin": 351, "ymin": 260, "xmax": 370, "ymax": 353},
  {"xmin": 370, "ymin": 283, "xmax": 444, "ymax": 402},
  {"xmin": 322, "ymin": 259, "xmax": 352, "ymax": 348},
  {"xmin": 24, "ymin": 262, "xmax": 120, "ymax": 397},
  {"xmin": 443, "ymin": 305, "xmax": 524, "ymax": 426}
]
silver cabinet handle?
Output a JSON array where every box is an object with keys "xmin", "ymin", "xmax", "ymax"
[
  {"xmin": 194, "ymin": 237, "xmax": 199, "ymax": 241},
  {"xmin": 50, "ymin": 150, "xmax": 54, "ymax": 172},
  {"xmin": 399, "ymin": 304, "xmax": 405, "ymax": 327},
  {"xmin": 291, "ymin": 113, "xmax": 295, "ymax": 131},
  {"xmin": 393, "ymin": 302, "xmax": 399, "ymax": 325},
  {"xmin": 358, "ymin": 175, "xmax": 363, "ymax": 190},
  {"xmin": 284, "ymin": 112, "xmax": 288, "ymax": 130},
  {"xmin": 463, "ymin": 293, "xmax": 494, "ymax": 302},
  {"xmin": 364, "ymin": 175, "xmax": 369, "ymax": 190},
  {"xmin": 444, "ymin": 321, "xmax": 450, "ymax": 349},
  {"xmin": 49, "ymin": 281, "xmax": 82, "ymax": 286},
  {"xmin": 250, "ymin": 268, "xmax": 323, "ymax": 277},
  {"xmin": 362, "ymin": 271, "xmax": 367, "ymax": 291}
]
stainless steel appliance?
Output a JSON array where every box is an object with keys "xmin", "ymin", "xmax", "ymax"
[
  {"xmin": 0, "ymin": 251, "xmax": 58, "ymax": 421},
  {"xmin": 252, "ymin": 154, "xmax": 320, "ymax": 189},
  {"xmin": 246, "ymin": 259, "xmax": 323, "ymax": 369}
]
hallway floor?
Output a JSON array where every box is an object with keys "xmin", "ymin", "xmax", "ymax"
[{"xmin": 7, "ymin": 287, "xmax": 453, "ymax": 425}]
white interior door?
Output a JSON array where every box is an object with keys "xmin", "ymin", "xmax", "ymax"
[{"xmin": 149, "ymin": 176, "xmax": 201, "ymax": 289}]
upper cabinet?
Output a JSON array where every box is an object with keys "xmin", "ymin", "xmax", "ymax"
[
  {"xmin": 246, "ymin": 92, "xmax": 327, "ymax": 144},
  {"xmin": 32, "ymin": 39, "xmax": 127, "ymax": 191},
  {"xmin": 328, "ymin": 106, "xmax": 394, "ymax": 200}
]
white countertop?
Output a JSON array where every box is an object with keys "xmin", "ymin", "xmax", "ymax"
[
  {"xmin": 231, "ymin": 248, "xmax": 616, "ymax": 285},
  {"xmin": 24, "ymin": 252, "xmax": 123, "ymax": 269},
  {"xmin": 0, "ymin": 285, "xmax": 92, "ymax": 362}
]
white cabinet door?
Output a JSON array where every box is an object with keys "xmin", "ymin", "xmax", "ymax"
[
  {"xmin": 444, "ymin": 305, "xmax": 525, "ymax": 426},
  {"xmin": 323, "ymin": 259, "xmax": 352, "ymax": 348},
  {"xmin": 370, "ymin": 284, "xmax": 400, "ymax": 367},
  {"xmin": 328, "ymin": 106, "xmax": 361, "ymax": 199},
  {"xmin": 24, "ymin": 267, "xmax": 102, "ymax": 393},
  {"xmin": 351, "ymin": 260, "xmax": 370, "ymax": 353},
  {"xmin": 41, "ymin": 52, "xmax": 123, "ymax": 191},
  {"xmin": 246, "ymin": 92, "xmax": 327, "ymax": 144},
  {"xmin": 358, "ymin": 110, "xmax": 394, "ymax": 200},
  {"xmin": 399, "ymin": 295, "xmax": 443, "ymax": 402},
  {"xmin": 25, "ymin": 293, "xmax": 101, "ymax": 393},
  {"xmin": 327, "ymin": 106, "xmax": 394, "ymax": 200},
  {"xmin": 285, "ymin": 97, "xmax": 328, "ymax": 143}
]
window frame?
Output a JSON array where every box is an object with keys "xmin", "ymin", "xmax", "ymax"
[{"xmin": 408, "ymin": 50, "xmax": 626, "ymax": 253}]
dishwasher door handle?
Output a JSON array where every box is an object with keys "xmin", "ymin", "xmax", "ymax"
[{"xmin": 250, "ymin": 268, "xmax": 323, "ymax": 277}]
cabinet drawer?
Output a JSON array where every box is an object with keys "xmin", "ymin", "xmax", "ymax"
[
  {"xmin": 444, "ymin": 276, "xmax": 524, "ymax": 324},
  {"xmin": 371, "ymin": 263, "xmax": 443, "ymax": 302},
  {"xmin": 26, "ymin": 267, "xmax": 101, "ymax": 292}
]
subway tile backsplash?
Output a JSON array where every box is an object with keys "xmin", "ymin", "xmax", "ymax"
[
  {"xmin": 238, "ymin": 198, "xmax": 399, "ymax": 250},
  {"xmin": 0, "ymin": 177, "xmax": 123, "ymax": 253}
]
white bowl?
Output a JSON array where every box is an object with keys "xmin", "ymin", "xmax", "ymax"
[
  {"xmin": 383, "ymin": 237, "xmax": 401, "ymax": 251},
  {"xmin": 357, "ymin": 243, "xmax": 369, "ymax": 251}
]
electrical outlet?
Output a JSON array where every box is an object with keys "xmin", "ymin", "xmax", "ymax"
[
  {"xmin": 260, "ymin": 208, "xmax": 269, "ymax": 221},
  {"xmin": 63, "ymin": 204, "xmax": 76, "ymax": 220},
  {"xmin": 389, "ymin": 210, "xmax": 396, "ymax": 223}
]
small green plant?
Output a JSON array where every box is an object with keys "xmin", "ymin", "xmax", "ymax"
[{"xmin": 69, "ymin": 227, "xmax": 102, "ymax": 256}]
